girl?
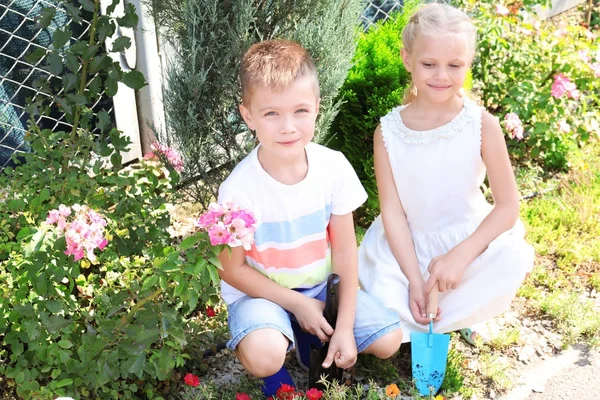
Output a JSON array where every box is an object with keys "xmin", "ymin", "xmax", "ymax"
[{"xmin": 357, "ymin": 3, "xmax": 534, "ymax": 343}]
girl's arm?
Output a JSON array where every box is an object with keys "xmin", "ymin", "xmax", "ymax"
[
  {"xmin": 373, "ymin": 125, "xmax": 422, "ymax": 285},
  {"xmin": 374, "ymin": 126, "xmax": 434, "ymax": 324},
  {"xmin": 425, "ymin": 111, "xmax": 520, "ymax": 293}
]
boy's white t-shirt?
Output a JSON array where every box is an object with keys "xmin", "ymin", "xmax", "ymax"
[{"xmin": 218, "ymin": 142, "xmax": 367, "ymax": 304}]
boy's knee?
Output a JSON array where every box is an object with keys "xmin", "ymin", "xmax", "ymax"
[
  {"xmin": 236, "ymin": 328, "xmax": 289, "ymax": 377},
  {"xmin": 364, "ymin": 329, "xmax": 403, "ymax": 359}
]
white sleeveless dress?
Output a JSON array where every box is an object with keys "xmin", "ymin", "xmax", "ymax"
[{"xmin": 357, "ymin": 98, "xmax": 534, "ymax": 342}]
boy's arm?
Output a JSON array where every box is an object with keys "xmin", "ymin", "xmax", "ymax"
[
  {"xmin": 218, "ymin": 247, "xmax": 334, "ymax": 341},
  {"xmin": 323, "ymin": 212, "xmax": 359, "ymax": 369},
  {"xmin": 328, "ymin": 212, "xmax": 358, "ymax": 331}
]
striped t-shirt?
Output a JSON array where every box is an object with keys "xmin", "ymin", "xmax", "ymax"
[{"xmin": 218, "ymin": 142, "xmax": 367, "ymax": 304}]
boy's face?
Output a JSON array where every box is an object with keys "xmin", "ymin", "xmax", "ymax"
[{"xmin": 239, "ymin": 76, "xmax": 319, "ymax": 161}]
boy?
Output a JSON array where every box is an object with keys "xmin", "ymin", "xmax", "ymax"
[{"xmin": 218, "ymin": 39, "xmax": 403, "ymax": 397}]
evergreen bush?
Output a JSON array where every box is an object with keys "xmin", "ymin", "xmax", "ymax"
[
  {"xmin": 150, "ymin": 0, "xmax": 364, "ymax": 207},
  {"xmin": 328, "ymin": 0, "xmax": 420, "ymax": 225}
]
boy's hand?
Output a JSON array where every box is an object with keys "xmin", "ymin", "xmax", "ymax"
[
  {"xmin": 292, "ymin": 297, "xmax": 334, "ymax": 342},
  {"xmin": 409, "ymin": 279, "xmax": 441, "ymax": 325},
  {"xmin": 425, "ymin": 248, "xmax": 469, "ymax": 293},
  {"xmin": 322, "ymin": 328, "xmax": 357, "ymax": 370}
]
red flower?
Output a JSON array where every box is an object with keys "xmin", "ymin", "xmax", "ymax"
[
  {"xmin": 206, "ymin": 305, "xmax": 216, "ymax": 317},
  {"xmin": 184, "ymin": 372, "xmax": 200, "ymax": 387},
  {"xmin": 236, "ymin": 393, "xmax": 251, "ymax": 400},
  {"xmin": 276, "ymin": 384, "xmax": 301, "ymax": 399},
  {"xmin": 305, "ymin": 388, "xmax": 323, "ymax": 400}
]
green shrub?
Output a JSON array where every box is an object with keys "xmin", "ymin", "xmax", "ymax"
[
  {"xmin": 328, "ymin": 0, "xmax": 420, "ymax": 224},
  {"xmin": 0, "ymin": 2, "xmax": 219, "ymax": 398},
  {"xmin": 151, "ymin": 0, "xmax": 364, "ymax": 207},
  {"xmin": 468, "ymin": 1, "xmax": 600, "ymax": 171}
]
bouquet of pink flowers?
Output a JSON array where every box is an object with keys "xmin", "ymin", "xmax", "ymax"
[
  {"xmin": 46, "ymin": 204, "xmax": 108, "ymax": 262},
  {"xmin": 196, "ymin": 202, "xmax": 256, "ymax": 250}
]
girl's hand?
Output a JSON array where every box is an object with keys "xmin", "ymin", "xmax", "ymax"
[
  {"xmin": 322, "ymin": 328, "xmax": 357, "ymax": 370},
  {"xmin": 425, "ymin": 249, "xmax": 469, "ymax": 293},
  {"xmin": 291, "ymin": 297, "xmax": 334, "ymax": 342},
  {"xmin": 409, "ymin": 279, "xmax": 441, "ymax": 325}
]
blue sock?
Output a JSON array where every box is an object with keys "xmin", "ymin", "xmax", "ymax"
[
  {"xmin": 261, "ymin": 366, "xmax": 295, "ymax": 398},
  {"xmin": 291, "ymin": 320, "xmax": 322, "ymax": 369}
]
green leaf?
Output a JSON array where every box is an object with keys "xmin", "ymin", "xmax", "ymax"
[
  {"xmin": 45, "ymin": 300, "xmax": 62, "ymax": 313},
  {"xmin": 127, "ymin": 353, "xmax": 146, "ymax": 376},
  {"xmin": 90, "ymin": 55, "xmax": 110, "ymax": 75},
  {"xmin": 64, "ymin": 3, "xmax": 83, "ymax": 24},
  {"xmin": 105, "ymin": 76, "xmax": 118, "ymax": 97},
  {"xmin": 107, "ymin": 0, "xmax": 120, "ymax": 14},
  {"xmin": 180, "ymin": 234, "xmax": 201, "ymax": 251},
  {"xmin": 58, "ymin": 340, "xmax": 73, "ymax": 349},
  {"xmin": 78, "ymin": 0, "xmax": 95, "ymax": 12},
  {"xmin": 141, "ymin": 275, "xmax": 159, "ymax": 291},
  {"xmin": 25, "ymin": 47, "xmax": 47, "ymax": 64},
  {"xmin": 56, "ymin": 378, "xmax": 73, "ymax": 388},
  {"xmin": 82, "ymin": 44, "xmax": 99, "ymax": 60},
  {"xmin": 62, "ymin": 73, "xmax": 78, "ymax": 92},
  {"xmin": 208, "ymin": 264, "xmax": 220, "ymax": 286},
  {"xmin": 188, "ymin": 290, "xmax": 198, "ymax": 312},
  {"xmin": 48, "ymin": 52, "xmax": 63, "ymax": 75},
  {"xmin": 122, "ymin": 70, "xmax": 147, "ymax": 90},
  {"xmin": 67, "ymin": 93, "xmax": 87, "ymax": 106},
  {"xmin": 111, "ymin": 37, "xmax": 131, "ymax": 53},
  {"xmin": 65, "ymin": 53, "xmax": 79, "ymax": 73},
  {"xmin": 51, "ymin": 369, "xmax": 61, "ymax": 379},
  {"xmin": 116, "ymin": 4, "xmax": 139, "ymax": 28},
  {"xmin": 36, "ymin": 7, "xmax": 56, "ymax": 29},
  {"xmin": 97, "ymin": 110, "xmax": 111, "ymax": 132},
  {"xmin": 53, "ymin": 28, "xmax": 72, "ymax": 49}
]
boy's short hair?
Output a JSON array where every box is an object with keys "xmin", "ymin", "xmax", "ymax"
[{"xmin": 239, "ymin": 39, "xmax": 320, "ymax": 105}]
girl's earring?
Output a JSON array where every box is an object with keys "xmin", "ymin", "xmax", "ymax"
[{"xmin": 412, "ymin": 86, "xmax": 418, "ymax": 97}]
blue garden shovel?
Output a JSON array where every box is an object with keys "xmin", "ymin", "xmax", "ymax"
[{"xmin": 410, "ymin": 286, "xmax": 450, "ymax": 397}]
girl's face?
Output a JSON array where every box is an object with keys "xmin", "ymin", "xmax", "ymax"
[{"xmin": 402, "ymin": 32, "xmax": 473, "ymax": 104}]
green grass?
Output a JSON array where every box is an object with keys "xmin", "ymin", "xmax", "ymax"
[{"xmin": 519, "ymin": 144, "xmax": 600, "ymax": 345}]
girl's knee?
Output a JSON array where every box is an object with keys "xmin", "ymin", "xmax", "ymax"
[
  {"xmin": 236, "ymin": 328, "xmax": 289, "ymax": 377},
  {"xmin": 363, "ymin": 329, "xmax": 403, "ymax": 359}
]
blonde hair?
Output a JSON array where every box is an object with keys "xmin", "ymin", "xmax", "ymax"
[
  {"xmin": 239, "ymin": 39, "xmax": 319, "ymax": 105},
  {"xmin": 401, "ymin": 3, "xmax": 477, "ymax": 104}
]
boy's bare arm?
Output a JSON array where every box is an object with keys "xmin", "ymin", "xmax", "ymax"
[
  {"xmin": 218, "ymin": 247, "xmax": 334, "ymax": 341},
  {"xmin": 326, "ymin": 212, "xmax": 359, "ymax": 368},
  {"xmin": 328, "ymin": 213, "xmax": 358, "ymax": 331}
]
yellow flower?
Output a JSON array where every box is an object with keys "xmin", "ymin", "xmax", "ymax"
[
  {"xmin": 385, "ymin": 383, "xmax": 400, "ymax": 398},
  {"xmin": 434, "ymin": 396, "xmax": 446, "ymax": 400}
]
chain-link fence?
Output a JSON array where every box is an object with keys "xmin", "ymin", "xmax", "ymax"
[
  {"xmin": 0, "ymin": 0, "xmax": 402, "ymax": 168},
  {"xmin": 0, "ymin": 0, "xmax": 114, "ymax": 168},
  {"xmin": 361, "ymin": 0, "xmax": 403, "ymax": 29}
]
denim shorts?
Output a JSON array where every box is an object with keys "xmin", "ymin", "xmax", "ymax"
[{"xmin": 226, "ymin": 283, "xmax": 402, "ymax": 352}]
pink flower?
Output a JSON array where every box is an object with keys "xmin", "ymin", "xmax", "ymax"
[
  {"xmin": 236, "ymin": 394, "xmax": 251, "ymax": 400},
  {"xmin": 504, "ymin": 113, "xmax": 524, "ymax": 140},
  {"xmin": 47, "ymin": 204, "xmax": 108, "ymax": 262},
  {"xmin": 184, "ymin": 373, "xmax": 200, "ymax": 387},
  {"xmin": 197, "ymin": 211, "xmax": 219, "ymax": 229},
  {"xmin": 495, "ymin": 4, "xmax": 510, "ymax": 16},
  {"xmin": 208, "ymin": 222, "xmax": 232, "ymax": 246},
  {"xmin": 578, "ymin": 50, "xmax": 590, "ymax": 63},
  {"xmin": 590, "ymin": 62, "xmax": 600, "ymax": 78},
  {"xmin": 149, "ymin": 141, "xmax": 184, "ymax": 172},
  {"xmin": 551, "ymin": 74, "xmax": 579, "ymax": 99},
  {"xmin": 196, "ymin": 202, "xmax": 256, "ymax": 249},
  {"xmin": 558, "ymin": 119, "xmax": 570, "ymax": 133}
]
